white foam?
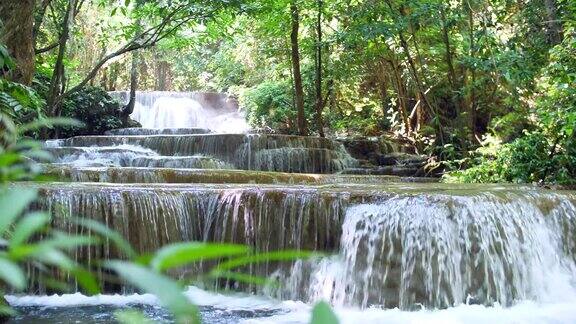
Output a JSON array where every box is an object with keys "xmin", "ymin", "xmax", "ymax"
[
  {"xmin": 5, "ymin": 292, "xmax": 159, "ymax": 307},
  {"xmin": 7, "ymin": 286, "xmax": 576, "ymax": 323},
  {"xmin": 245, "ymin": 300, "xmax": 576, "ymax": 324},
  {"xmin": 129, "ymin": 93, "xmax": 250, "ymax": 133},
  {"xmin": 5, "ymin": 286, "xmax": 287, "ymax": 311}
]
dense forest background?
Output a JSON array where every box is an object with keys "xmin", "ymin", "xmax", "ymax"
[{"xmin": 1, "ymin": 0, "xmax": 575, "ymax": 184}]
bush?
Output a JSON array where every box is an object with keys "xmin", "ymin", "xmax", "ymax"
[
  {"xmin": 445, "ymin": 133, "xmax": 576, "ymax": 185},
  {"xmin": 242, "ymin": 80, "xmax": 298, "ymax": 133},
  {"xmin": 446, "ymin": 26, "xmax": 576, "ymax": 186},
  {"xmin": 56, "ymin": 87, "xmax": 137, "ymax": 138}
]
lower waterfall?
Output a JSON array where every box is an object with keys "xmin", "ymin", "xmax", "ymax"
[
  {"xmin": 29, "ymin": 183, "xmax": 576, "ymax": 312},
  {"xmin": 12, "ymin": 91, "xmax": 576, "ymax": 323}
]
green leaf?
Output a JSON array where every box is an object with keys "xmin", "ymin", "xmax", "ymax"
[
  {"xmin": 33, "ymin": 249, "xmax": 76, "ymax": 270},
  {"xmin": 115, "ymin": 310, "xmax": 154, "ymax": 324},
  {"xmin": 0, "ymin": 153, "xmax": 22, "ymax": 167},
  {"xmin": 0, "ymin": 304, "xmax": 16, "ymax": 317},
  {"xmin": 72, "ymin": 218, "xmax": 136, "ymax": 259},
  {"xmin": 151, "ymin": 242, "xmax": 249, "ymax": 272},
  {"xmin": 215, "ymin": 250, "xmax": 319, "ymax": 271},
  {"xmin": 17, "ymin": 117, "xmax": 83, "ymax": 134},
  {"xmin": 71, "ymin": 267, "xmax": 100, "ymax": 295},
  {"xmin": 0, "ymin": 188, "xmax": 37, "ymax": 234},
  {"xmin": 107, "ymin": 261, "xmax": 200, "ymax": 324},
  {"xmin": 43, "ymin": 232, "xmax": 99, "ymax": 250},
  {"xmin": 9, "ymin": 212, "xmax": 50, "ymax": 248},
  {"xmin": 0, "ymin": 258, "xmax": 26, "ymax": 290},
  {"xmin": 209, "ymin": 270, "xmax": 275, "ymax": 286},
  {"xmin": 310, "ymin": 301, "xmax": 339, "ymax": 324}
]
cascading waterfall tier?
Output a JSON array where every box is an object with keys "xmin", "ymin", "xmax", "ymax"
[
  {"xmin": 43, "ymin": 166, "xmax": 435, "ymax": 184},
  {"xmin": 110, "ymin": 91, "xmax": 249, "ymax": 133},
  {"xmin": 48, "ymin": 134, "xmax": 358, "ymax": 173},
  {"xmin": 28, "ymin": 182, "xmax": 576, "ymax": 310},
  {"xmin": 105, "ymin": 127, "xmax": 212, "ymax": 135},
  {"xmin": 26, "ymin": 91, "xmax": 576, "ymax": 322}
]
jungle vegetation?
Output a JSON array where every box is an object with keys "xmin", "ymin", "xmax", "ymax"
[{"xmin": 0, "ymin": 0, "xmax": 575, "ymax": 181}]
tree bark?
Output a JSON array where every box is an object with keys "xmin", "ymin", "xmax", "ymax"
[
  {"xmin": 124, "ymin": 51, "xmax": 139, "ymax": 117},
  {"xmin": 464, "ymin": 0, "xmax": 476, "ymax": 142},
  {"xmin": 439, "ymin": 5, "xmax": 458, "ymax": 91},
  {"xmin": 290, "ymin": 0, "xmax": 307, "ymax": 136},
  {"xmin": 46, "ymin": 0, "xmax": 77, "ymax": 119},
  {"xmin": 388, "ymin": 58, "xmax": 411, "ymax": 135},
  {"xmin": 33, "ymin": 0, "xmax": 53, "ymax": 48},
  {"xmin": 0, "ymin": 0, "xmax": 35, "ymax": 85},
  {"xmin": 314, "ymin": 0, "xmax": 324, "ymax": 137},
  {"xmin": 124, "ymin": 0, "xmax": 143, "ymax": 117},
  {"xmin": 543, "ymin": 0, "xmax": 563, "ymax": 45}
]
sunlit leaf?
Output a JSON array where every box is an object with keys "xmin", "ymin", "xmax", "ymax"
[
  {"xmin": 71, "ymin": 267, "xmax": 100, "ymax": 295},
  {"xmin": 71, "ymin": 218, "xmax": 137, "ymax": 259},
  {"xmin": 151, "ymin": 242, "xmax": 249, "ymax": 272},
  {"xmin": 107, "ymin": 261, "xmax": 200, "ymax": 324},
  {"xmin": 209, "ymin": 270, "xmax": 275, "ymax": 286},
  {"xmin": 0, "ymin": 259, "xmax": 26, "ymax": 290},
  {"xmin": 115, "ymin": 309, "xmax": 154, "ymax": 324},
  {"xmin": 10, "ymin": 212, "xmax": 50, "ymax": 247},
  {"xmin": 215, "ymin": 250, "xmax": 319, "ymax": 271},
  {"xmin": 0, "ymin": 188, "xmax": 37, "ymax": 234},
  {"xmin": 310, "ymin": 301, "xmax": 339, "ymax": 324}
]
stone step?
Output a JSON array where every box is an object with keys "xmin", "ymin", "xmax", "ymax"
[
  {"xmin": 105, "ymin": 127, "xmax": 212, "ymax": 135},
  {"xmin": 45, "ymin": 134, "xmax": 358, "ymax": 174},
  {"xmin": 43, "ymin": 166, "xmax": 438, "ymax": 184}
]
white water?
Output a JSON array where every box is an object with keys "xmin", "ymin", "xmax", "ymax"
[
  {"xmin": 9, "ymin": 195, "xmax": 576, "ymax": 323},
  {"xmin": 273, "ymin": 196, "xmax": 576, "ymax": 309},
  {"xmin": 115, "ymin": 91, "xmax": 250, "ymax": 133},
  {"xmin": 54, "ymin": 144, "xmax": 158, "ymax": 167},
  {"xmin": 7, "ymin": 286, "xmax": 576, "ymax": 324}
]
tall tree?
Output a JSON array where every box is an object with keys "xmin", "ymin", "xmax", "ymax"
[
  {"xmin": 290, "ymin": 0, "xmax": 307, "ymax": 135},
  {"xmin": 543, "ymin": 0, "xmax": 563, "ymax": 45},
  {"xmin": 0, "ymin": 0, "xmax": 35, "ymax": 85},
  {"xmin": 314, "ymin": 0, "xmax": 325, "ymax": 137}
]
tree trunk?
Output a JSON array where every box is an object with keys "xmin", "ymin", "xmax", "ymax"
[
  {"xmin": 439, "ymin": 5, "xmax": 458, "ymax": 91},
  {"xmin": 464, "ymin": 0, "xmax": 476, "ymax": 143},
  {"xmin": 385, "ymin": 0, "xmax": 444, "ymax": 143},
  {"xmin": 543, "ymin": 0, "xmax": 563, "ymax": 45},
  {"xmin": 314, "ymin": 0, "xmax": 324, "ymax": 137},
  {"xmin": 124, "ymin": 51, "xmax": 139, "ymax": 117},
  {"xmin": 156, "ymin": 60, "xmax": 171, "ymax": 91},
  {"xmin": 0, "ymin": 0, "xmax": 35, "ymax": 85},
  {"xmin": 33, "ymin": 0, "xmax": 52, "ymax": 48},
  {"xmin": 290, "ymin": 0, "xmax": 307, "ymax": 136},
  {"xmin": 388, "ymin": 58, "xmax": 411, "ymax": 135},
  {"xmin": 47, "ymin": 0, "xmax": 77, "ymax": 117},
  {"xmin": 108, "ymin": 63, "xmax": 120, "ymax": 91},
  {"xmin": 124, "ymin": 0, "xmax": 143, "ymax": 117}
]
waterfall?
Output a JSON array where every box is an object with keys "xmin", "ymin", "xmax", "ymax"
[
  {"xmin": 110, "ymin": 91, "xmax": 250, "ymax": 133},
  {"xmin": 30, "ymin": 182, "xmax": 576, "ymax": 310},
  {"xmin": 270, "ymin": 191, "xmax": 576, "ymax": 309},
  {"xmin": 47, "ymin": 134, "xmax": 358, "ymax": 173},
  {"xmin": 24, "ymin": 91, "xmax": 576, "ymax": 322}
]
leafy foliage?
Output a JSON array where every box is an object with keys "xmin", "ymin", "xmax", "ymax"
[
  {"xmin": 446, "ymin": 19, "xmax": 576, "ymax": 185},
  {"xmin": 56, "ymin": 87, "xmax": 136, "ymax": 138}
]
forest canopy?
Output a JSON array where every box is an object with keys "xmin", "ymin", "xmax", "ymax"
[{"xmin": 0, "ymin": 0, "xmax": 575, "ymax": 184}]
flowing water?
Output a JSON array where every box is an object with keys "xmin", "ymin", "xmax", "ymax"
[
  {"xmin": 110, "ymin": 91, "xmax": 250, "ymax": 133},
  {"xmin": 10, "ymin": 92, "xmax": 576, "ymax": 323}
]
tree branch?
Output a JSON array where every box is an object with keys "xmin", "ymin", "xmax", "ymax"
[
  {"xmin": 35, "ymin": 41, "xmax": 59, "ymax": 54},
  {"xmin": 57, "ymin": 7, "xmax": 202, "ymax": 102}
]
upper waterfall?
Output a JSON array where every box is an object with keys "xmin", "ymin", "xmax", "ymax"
[{"xmin": 110, "ymin": 91, "xmax": 250, "ymax": 133}]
